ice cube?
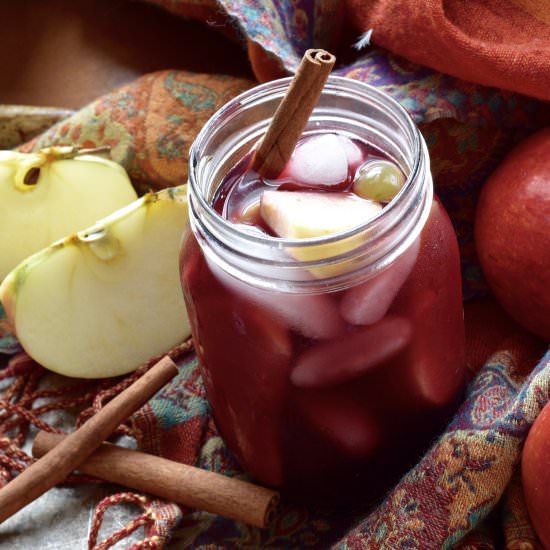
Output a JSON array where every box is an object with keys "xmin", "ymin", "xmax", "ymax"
[
  {"xmin": 281, "ymin": 134, "xmax": 350, "ymax": 188},
  {"xmin": 206, "ymin": 255, "xmax": 345, "ymax": 339},
  {"xmin": 340, "ymin": 237, "xmax": 420, "ymax": 325},
  {"xmin": 291, "ymin": 316, "xmax": 412, "ymax": 388},
  {"xmin": 264, "ymin": 291, "xmax": 346, "ymax": 339}
]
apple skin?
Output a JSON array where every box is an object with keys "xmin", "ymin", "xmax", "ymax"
[
  {"xmin": 475, "ymin": 128, "xmax": 550, "ymax": 340},
  {"xmin": 522, "ymin": 400, "xmax": 550, "ymax": 548}
]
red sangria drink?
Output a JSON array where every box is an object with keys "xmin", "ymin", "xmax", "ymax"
[{"xmin": 181, "ymin": 77, "xmax": 465, "ymax": 495}]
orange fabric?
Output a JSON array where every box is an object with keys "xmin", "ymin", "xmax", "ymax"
[
  {"xmin": 345, "ymin": 0, "xmax": 550, "ymax": 100},
  {"xmin": 246, "ymin": 41, "xmax": 287, "ymax": 82}
]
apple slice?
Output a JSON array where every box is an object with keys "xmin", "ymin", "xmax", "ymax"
[
  {"xmin": 291, "ymin": 316, "xmax": 412, "ymax": 388},
  {"xmin": 260, "ymin": 190, "xmax": 381, "ymax": 278},
  {"xmin": 261, "ymin": 190, "xmax": 381, "ymax": 239},
  {"xmin": 0, "ymin": 186, "xmax": 191, "ymax": 378},
  {"xmin": 0, "ymin": 147, "xmax": 138, "ymax": 281},
  {"xmin": 340, "ymin": 236, "xmax": 420, "ymax": 325}
]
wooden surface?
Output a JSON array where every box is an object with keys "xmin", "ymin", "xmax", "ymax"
[{"xmin": 0, "ymin": 0, "xmax": 253, "ymax": 109}]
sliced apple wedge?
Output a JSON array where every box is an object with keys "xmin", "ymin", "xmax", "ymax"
[
  {"xmin": 0, "ymin": 147, "xmax": 138, "ymax": 281},
  {"xmin": 260, "ymin": 190, "xmax": 382, "ymax": 278},
  {"xmin": 261, "ymin": 190, "xmax": 381, "ymax": 239},
  {"xmin": 0, "ymin": 186, "xmax": 191, "ymax": 378}
]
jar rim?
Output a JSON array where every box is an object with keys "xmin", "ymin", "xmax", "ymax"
[
  {"xmin": 188, "ymin": 75, "xmax": 423, "ymax": 248},
  {"xmin": 187, "ymin": 75, "xmax": 432, "ymax": 291}
]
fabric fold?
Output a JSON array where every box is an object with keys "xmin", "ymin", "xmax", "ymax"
[{"xmin": 345, "ymin": 0, "xmax": 550, "ymax": 101}]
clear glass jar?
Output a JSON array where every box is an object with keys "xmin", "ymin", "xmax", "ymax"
[{"xmin": 181, "ymin": 76, "xmax": 465, "ymax": 494}]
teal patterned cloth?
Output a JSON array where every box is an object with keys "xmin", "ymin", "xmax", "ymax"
[{"xmin": 0, "ymin": 304, "xmax": 20, "ymax": 355}]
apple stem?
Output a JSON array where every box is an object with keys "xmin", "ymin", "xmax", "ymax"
[
  {"xmin": 38, "ymin": 145, "xmax": 112, "ymax": 162},
  {"xmin": 74, "ymin": 145, "xmax": 111, "ymax": 157}
]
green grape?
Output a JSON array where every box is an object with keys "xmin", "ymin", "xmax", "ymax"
[{"xmin": 352, "ymin": 160, "xmax": 405, "ymax": 202}]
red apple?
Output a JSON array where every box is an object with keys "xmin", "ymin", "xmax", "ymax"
[
  {"xmin": 522, "ymin": 400, "xmax": 550, "ymax": 548},
  {"xmin": 475, "ymin": 128, "xmax": 550, "ymax": 340}
]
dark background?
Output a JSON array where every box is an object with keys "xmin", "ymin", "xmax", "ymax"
[{"xmin": 0, "ymin": 0, "xmax": 253, "ymax": 109}]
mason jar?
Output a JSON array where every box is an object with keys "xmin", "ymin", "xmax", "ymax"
[{"xmin": 180, "ymin": 76, "xmax": 465, "ymax": 495}]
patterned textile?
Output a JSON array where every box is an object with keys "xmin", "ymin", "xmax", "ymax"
[
  {"xmin": 0, "ymin": 304, "xmax": 20, "ymax": 355},
  {"xmin": 501, "ymin": 471, "xmax": 542, "ymax": 549},
  {"xmin": 21, "ymin": 71, "xmax": 254, "ymax": 193},
  {"xmin": 135, "ymin": 346, "xmax": 549, "ymax": 549},
  {"xmin": 336, "ymin": 350, "xmax": 550, "ymax": 549},
  {"xmin": 2, "ymin": 0, "xmax": 550, "ymax": 548}
]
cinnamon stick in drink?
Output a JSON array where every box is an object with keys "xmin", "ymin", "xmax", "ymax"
[
  {"xmin": 33, "ymin": 431, "xmax": 279, "ymax": 528},
  {"xmin": 0, "ymin": 355, "xmax": 178, "ymax": 523},
  {"xmin": 252, "ymin": 48, "xmax": 336, "ymax": 178}
]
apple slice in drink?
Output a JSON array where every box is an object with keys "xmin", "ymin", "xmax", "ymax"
[
  {"xmin": 261, "ymin": 190, "xmax": 381, "ymax": 240},
  {"xmin": 401, "ymin": 202, "xmax": 465, "ymax": 406},
  {"xmin": 340, "ymin": 237, "xmax": 420, "ymax": 325},
  {"xmin": 291, "ymin": 316, "xmax": 412, "ymax": 388},
  {"xmin": 260, "ymin": 190, "xmax": 381, "ymax": 278},
  {"xmin": 407, "ymin": 288, "xmax": 465, "ymax": 406},
  {"xmin": 0, "ymin": 147, "xmax": 138, "ymax": 281},
  {"xmin": 0, "ymin": 186, "xmax": 191, "ymax": 378}
]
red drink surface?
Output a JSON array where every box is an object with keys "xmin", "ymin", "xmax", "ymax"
[{"xmin": 181, "ymin": 132, "xmax": 465, "ymax": 496}]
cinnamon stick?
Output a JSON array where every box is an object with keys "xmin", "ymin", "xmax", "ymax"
[
  {"xmin": 0, "ymin": 355, "xmax": 178, "ymax": 523},
  {"xmin": 33, "ymin": 431, "xmax": 279, "ymax": 528},
  {"xmin": 252, "ymin": 48, "xmax": 336, "ymax": 178}
]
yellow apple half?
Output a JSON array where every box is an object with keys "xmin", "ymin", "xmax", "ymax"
[
  {"xmin": 0, "ymin": 186, "xmax": 190, "ymax": 378},
  {"xmin": 0, "ymin": 147, "xmax": 138, "ymax": 281}
]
